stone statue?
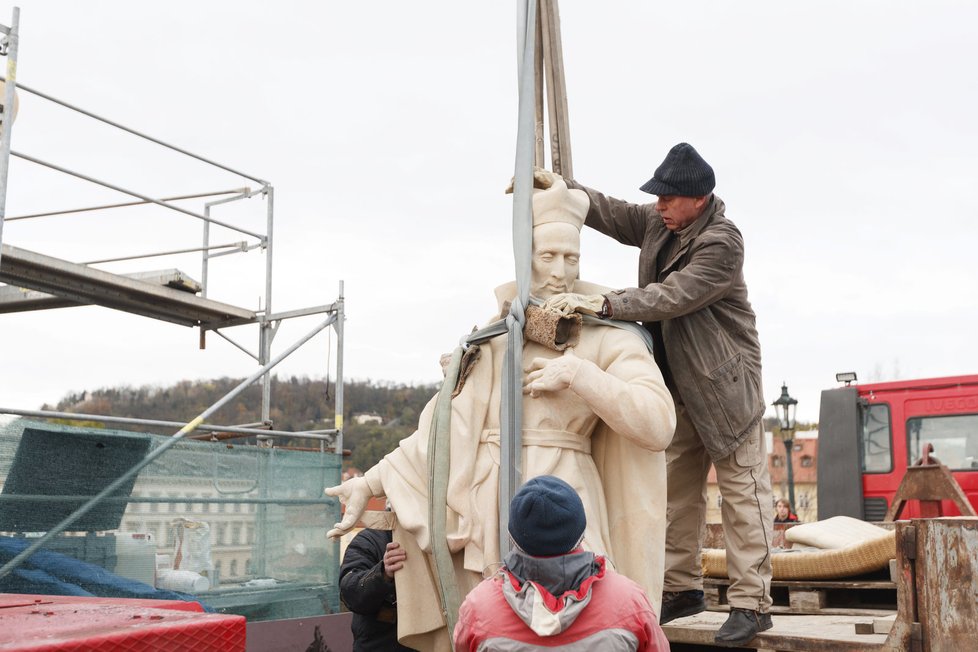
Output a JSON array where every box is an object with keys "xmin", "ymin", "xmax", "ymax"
[{"xmin": 325, "ymin": 178, "xmax": 676, "ymax": 651}]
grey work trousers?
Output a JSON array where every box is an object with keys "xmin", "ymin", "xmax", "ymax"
[{"xmin": 663, "ymin": 403, "xmax": 773, "ymax": 612}]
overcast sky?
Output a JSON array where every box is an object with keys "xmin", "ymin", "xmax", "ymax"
[{"xmin": 1, "ymin": 1, "xmax": 976, "ymax": 424}]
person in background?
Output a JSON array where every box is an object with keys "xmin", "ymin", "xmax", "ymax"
[
  {"xmin": 774, "ymin": 498, "xmax": 799, "ymax": 524},
  {"xmin": 453, "ymin": 476, "xmax": 669, "ymax": 652},
  {"xmin": 339, "ymin": 528, "xmax": 416, "ymax": 652}
]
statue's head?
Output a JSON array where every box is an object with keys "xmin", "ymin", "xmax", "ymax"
[{"xmin": 530, "ymin": 178, "xmax": 589, "ymax": 299}]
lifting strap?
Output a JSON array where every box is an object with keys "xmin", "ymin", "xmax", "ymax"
[
  {"xmin": 427, "ymin": 345, "xmax": 464, "ymax": 636},
  {"xmin": 424, "ymin": 0, "xmax": 603, "ymax": 635}
]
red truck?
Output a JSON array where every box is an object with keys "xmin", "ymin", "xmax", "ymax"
[{"xmin": 817, "ymin": 373, "xmax": 978, "ymax": 520}]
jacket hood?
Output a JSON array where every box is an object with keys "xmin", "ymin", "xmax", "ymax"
[{"xmin": 499, "ymin": 550, "xmax": 605, "ymax": 637}]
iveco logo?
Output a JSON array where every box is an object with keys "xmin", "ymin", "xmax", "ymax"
[{"xmin": 921, "ymin": 396, "xmax": 978, "ymax": 412}]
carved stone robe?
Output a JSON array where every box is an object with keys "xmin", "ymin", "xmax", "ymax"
[{"xmin": 361, "ymin": 281, "xmax": 676, "ymax": 651}]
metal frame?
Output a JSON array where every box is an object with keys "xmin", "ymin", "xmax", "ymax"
[{"xmin": 0, "ymin": 8, "xmax": 344, "ymax": 455}]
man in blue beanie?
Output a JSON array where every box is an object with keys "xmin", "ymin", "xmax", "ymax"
[
  {"xmin": 453, "ymin": 476, "xmax": 668, "ymax": 651},
  {"xmin": 538, "ymin": 143, "xmax": 774, "ymax": 646}
]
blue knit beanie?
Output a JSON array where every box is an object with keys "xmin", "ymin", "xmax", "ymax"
[
  {"xmin": 508, "ymin": 475, "xmax": 586, "ymax": 557},
  {"xmin": 639, "ymin": 142, "xmax": 715, "ymax": 197}
]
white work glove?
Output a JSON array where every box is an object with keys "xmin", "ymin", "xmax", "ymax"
[
  {"xmin": 505, "ymin": 167, "xmax": 561, "ymax": 194},
  {"xmin": 542, "ymin": 293, "xmax": 606, "ymax": 317},
  {"xmin": 324, "ymin": 476, "xmax": 374, "ymax": 539},
  {"xmin": 524, "ymin": 348, "xmax": 583, "ymax": 398}
]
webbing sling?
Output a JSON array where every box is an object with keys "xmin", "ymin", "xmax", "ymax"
[
  {"xmin": 427, "ymin": 346, "xmax": 464, "ymax": 636},
  {"xmin": 502, "ymin": 0, "xmax": 540, "ymax": 559},
  {"xmin": 423, "ymin": 0, "xmax": 539, "ymax": 638}
]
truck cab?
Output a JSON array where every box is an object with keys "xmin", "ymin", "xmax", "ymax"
[{"xmin": 817, "ymin": 374, "xmax": 978, "ymax": 520}]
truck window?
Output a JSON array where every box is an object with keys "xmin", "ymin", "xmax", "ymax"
[
  {"xmin": 860, "ymin": 403, "xmax": 892, "ymax": 473},
  {"xmin": 907, "ymin": 413, "xmax": 978, "ymax": 471}
]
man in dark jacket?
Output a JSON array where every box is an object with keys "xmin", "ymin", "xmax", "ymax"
[
  {"xmin": 339, "ymin": 528, "xmax": 416, "ymax": 651},
  {"xmin": 453, "ymin": 475, "xmax": 668, "ymax": 652},
  {"xmin": 541, "ymin": 143, "xmax": 774, "ymax": 646}
]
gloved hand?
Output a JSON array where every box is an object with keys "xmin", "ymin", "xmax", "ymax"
[
  {"xmin": 542, "ymin": 293, "xmax": 606, "ymax": 317},
  {"xmin": 324, "ymin": 476, "xmax": 374, "ymax": 539},
  {"xmin": 523, "ymin": 348, "xmax": 583, "ymax": 398},
  {"xmin": 505, "ymin": 167, "xmax": 561, "ymax": 194}
]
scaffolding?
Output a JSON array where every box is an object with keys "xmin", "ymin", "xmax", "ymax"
[
  {"xmin": 0, "ymin": 7, "xmax": 344, "ymax": 446},
  {"xmin": 0, "ymin": 8, "xmax": 345, "ymax": 616}
]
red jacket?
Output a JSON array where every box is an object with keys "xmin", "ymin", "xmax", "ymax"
[{"xmin": 453, "ymin": 553, "xmax": 668, "ymax": 651}]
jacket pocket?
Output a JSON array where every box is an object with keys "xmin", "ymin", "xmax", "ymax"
[{"xmin": 707, "ymin": 353, "xmax": 748, "ymax": 437}]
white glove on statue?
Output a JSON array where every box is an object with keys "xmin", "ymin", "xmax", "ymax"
[{"xmin": 542, "ymin": 292, "xmax": 606, "ymax": 317}]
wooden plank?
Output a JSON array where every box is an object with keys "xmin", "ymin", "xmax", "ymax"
[
  {"xmin": 790, "ymin": 589, "xmax": 828, "ymax": 611},
  {"xmin": 663, "ymin": 611, "xmax": 891, "ymax": 650},
  {"xmin": 711, "ymin": 605, "xmax": 897, "ymax": 618},
  {"xmin": 705, "ymin": 577, "xmax": 896, "ymax": 591},
  {"xmin": 854, "ymin": 621, "xmax": 876, "ymax": 635},
  {"xmin": 873, "ymin": 614, "xmax": 897, "ymax": 635}
]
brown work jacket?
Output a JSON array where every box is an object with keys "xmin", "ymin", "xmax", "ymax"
[{"xmin": 570, "ymin": 184, "xmax": 764, "ymax": 460}]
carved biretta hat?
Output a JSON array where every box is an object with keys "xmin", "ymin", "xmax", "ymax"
[
  {"xmin": 640, "ymin": 142, "xmax": 715, "ymax": 197},
  {"xmin": 532, "ymin": 177, "xmax": 589, "ymax": 231},
  {"xmin": 508, "ymin": 475, "xmax": 586, "ymax": 557}
]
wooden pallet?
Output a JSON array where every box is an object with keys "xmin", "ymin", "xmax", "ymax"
[{"xmin": 704, "ymin": 577, "xmax": 897, "ymax": 616}]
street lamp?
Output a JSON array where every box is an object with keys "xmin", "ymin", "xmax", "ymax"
[{"xmin": 772, "ymin": 382, "xmax": 799, "ymax": 513}]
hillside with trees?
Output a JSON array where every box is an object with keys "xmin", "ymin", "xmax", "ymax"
[
  {"xmin": 39, "ymin": 380, "xmax": 816, "ymax": 472},
  {"xmin": 42, "ymin": 376, "xmax": 440, "ymax": 471}
]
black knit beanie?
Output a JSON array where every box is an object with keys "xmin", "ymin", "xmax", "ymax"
[
  {"xmin": 639, "ymin": 142, "xmax": 715, "ymax": 197},
  {"xmin": 508, "ymin": 475, "xmax": 586, "ymax": 557}
]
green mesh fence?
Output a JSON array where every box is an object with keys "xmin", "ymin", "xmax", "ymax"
[{"xmin": 0, "ymin": 418, "xmax": 343, "ymax": 621}]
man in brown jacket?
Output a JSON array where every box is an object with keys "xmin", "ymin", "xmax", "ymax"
[{"xmin": 542, "ymin": 143, "xmax": 774, "ymax": 646}]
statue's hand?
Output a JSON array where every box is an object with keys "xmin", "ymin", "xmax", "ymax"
[
  {"xmin": 542, "ymin": 293, "xmax": 605, "ymax": 317},
  {"xmin": 324, "ymin": 476, "xmax": 373, "ymax": 539},
  {"xmin": 505, "ymin": 167, "xmax": 560, "ymax": 194},
  {"xmin": 524, "ymin": 348, "xmax": 583, "ymax": 398}
]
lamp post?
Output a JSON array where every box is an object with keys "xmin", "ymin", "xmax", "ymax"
[{"xmin": 772, "ymin": 382, "xmax": 798, "ymax": 513}]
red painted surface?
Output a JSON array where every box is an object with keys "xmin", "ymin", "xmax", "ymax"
[
  {"xmin": 858, "ymin": 374, "xmax": 978, "ymax": 518},
  {"xmin": 0, "ymin": 593, "xmax": 206, "ymax": 612},
  {"xmin": 0, "ymin": 594, "xmax": 245, "ymax": 651}
]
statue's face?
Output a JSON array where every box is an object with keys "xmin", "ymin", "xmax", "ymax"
[{"xmin": 530, "ymin": 222, "xmax": 580, "ymax": 299}]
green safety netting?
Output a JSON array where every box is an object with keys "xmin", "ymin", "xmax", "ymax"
[{"xmin": 0, "ymin": 418, "xmax": 342, "ymax": 621}]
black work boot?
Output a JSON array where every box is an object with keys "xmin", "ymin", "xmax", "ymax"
[
  {"xmin": 714, "ymin": 607, "xmax": 773, "ymax": 646},
  {"xmin": 659, "ymin": 589, "xmax": 706, "ymax": 624}
]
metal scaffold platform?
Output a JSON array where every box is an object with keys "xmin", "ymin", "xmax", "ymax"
[
  {"xmin": 0, "ymin": 244, "xmax": 257, "ymax": 327},
  {"xmin": 0, "ymin": 6, "xmax": 345, "ymax": 443}
]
